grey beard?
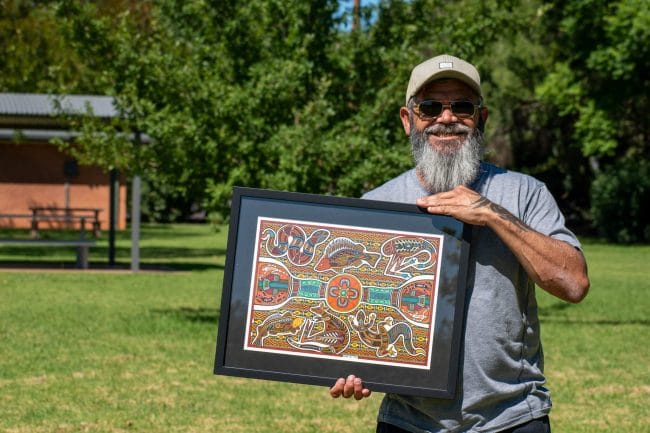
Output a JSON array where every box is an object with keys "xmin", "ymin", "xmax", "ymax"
[{"xmin": 410, "ymin": 120, "xmax": 484, "ymax": 193}]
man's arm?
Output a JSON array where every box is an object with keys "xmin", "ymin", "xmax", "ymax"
[{"xmin": 416, "ymin": 185, "xmax": 590, "ymax": 303}]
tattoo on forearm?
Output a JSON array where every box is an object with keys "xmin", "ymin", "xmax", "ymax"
[{"xmin": 472, "ymin": 197, "xmax": 530, "ymax": 232}]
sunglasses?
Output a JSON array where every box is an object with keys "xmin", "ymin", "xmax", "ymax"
[{"xmin": 412, "ymin": 100, "xmax": 481, "ymax": 119}]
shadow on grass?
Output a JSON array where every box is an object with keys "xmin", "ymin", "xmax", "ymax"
[
  {"xmin": 541, "ymin": 318, "xmax": 650, "ymax": 326},
  {"xmin": 540, "ymin": 302, "xmax": 649, "ymax": 326},
  {"xmin": 152, "ymin": 307, "xmax": 220, "ymax": 323},
  {"xmin": 0, "ymin": 245, "xmax": 226, "ymax": 271},
  {"xmin": 538, "ymin": 302, "xmax": 573, "ymax": 315},
  {"xmin": 0, "ymin": 245, "xmax": 226, "ymax": 257},
  {"xmin": 94, "ymin": 246, "xmax": 227, "ymax": 258},
  {"xmin": 125, "ymin": 223, "xmax": 225, "ymax": 237},
  {"xmin": 0, "ymin": 260, "xmax": 224, "ymax": 272}
]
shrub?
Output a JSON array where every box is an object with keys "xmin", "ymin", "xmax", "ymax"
[{"xmin": 590, "ymin": 158, "xmax": 650, "ymax": 243}]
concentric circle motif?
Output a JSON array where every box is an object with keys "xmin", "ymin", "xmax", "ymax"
[
  {"xmin": 398, "ymin": 279, "xmax": 433, "ymax": 323},
  {"xmin": 326, "ymin": 274, "xmax": 362, "ymax": 312}
]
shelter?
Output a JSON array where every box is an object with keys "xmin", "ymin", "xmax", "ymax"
[
  {"xmin": 0, "ymin": 92, "xmax": 147, "ymax": 269},
  {"xmin": 0, "ymin": 92, "xmax": 127, "ymax": 232}
]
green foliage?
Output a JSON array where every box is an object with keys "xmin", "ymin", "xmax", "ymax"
[
  {"xmin": 52, "ymin": 112, "xmax": 136, "ymax": 171},
  {"xmin": 0, "ymin": 0, "xmax": 100, "ymax": 92},
  {"xmin": 1, "ymin": 0, "xmax": 647, "ymax": 239},
  {"xmin": 590, "ymin": 158, "xmax": 650, "ymax": 243},
  {"xmin": 537, "ymin": 0, "xmax": 649, "ymax": 160},
  {"xmin": 573, "ymin": 101, "xmax": 617, "ymax": 157},
  {"xmin": 47, "ymin": 0, "xmax": 548, "ymax": 224}
]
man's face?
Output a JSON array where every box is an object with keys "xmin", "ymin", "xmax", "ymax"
[{"xmin": 399, "ymin": 79, "xmax": 488, "ymax": 193}]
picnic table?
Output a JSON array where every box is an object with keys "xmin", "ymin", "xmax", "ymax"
[
  {"xmin": 0, "ymin": 208, "xmax": 101, "ymax": 268},
  {"xmin": 29, "ymin": 207, "xmax": 102, "ymax": 238}
]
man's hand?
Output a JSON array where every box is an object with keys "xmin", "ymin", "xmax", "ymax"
[
  {"xmin": 416, "ymin": 185, "xmax": 494, "ymax": 226},
  {"xmin": 329, "ymin": 375, "xmax": 371, "ymax": 400}
]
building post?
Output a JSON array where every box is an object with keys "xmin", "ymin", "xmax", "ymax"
[
  {"xmin": 108, "ymin": 168, "xmax": 118, "ymax": 266},
  {"xmin": 130, "ymin": 174, "xmax": 141, "ymax": 272},
  {"xmin": 130, "ymin": 130, "xmax": 142, "ymax": 272}
]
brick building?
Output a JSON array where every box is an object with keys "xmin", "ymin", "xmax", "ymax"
[{"xmin": 0, "ymin": 93, "xmax": 127, "ymax": 233}]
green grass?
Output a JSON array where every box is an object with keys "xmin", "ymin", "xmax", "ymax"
[
  {"xmin": 537, "ymin": 240, "xmax": 650, "ymax": 432},
  {"xmin": 0, "ymin": 224, "xmax": 380, "ymax": 433},
  {"xmin": 0, "ymin": 226, "xmax": 648, "ymax": 432}
]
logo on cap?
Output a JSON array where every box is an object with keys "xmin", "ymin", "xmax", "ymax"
[{"xmin": 439, "ymin": 62, "xmax": 453, "ymax": 69}]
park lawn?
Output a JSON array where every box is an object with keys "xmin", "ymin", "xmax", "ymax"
[
  {"xmin": 538, "ymin": 240, "xmax": 650, "ymax": 433},
  {"xmin": 0, "ymin": 225, "xmax": 648, "ymax": 432},
  {"xmin": 0, "ymin": 224, "xmax": 380, "ymax": 433}
]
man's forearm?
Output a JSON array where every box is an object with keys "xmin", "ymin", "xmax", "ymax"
[{"xmin": 482, "ymin": 202, "xmax": 590, "ymax": 303}]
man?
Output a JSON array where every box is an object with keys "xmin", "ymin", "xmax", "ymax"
[{"xmin": 329, "ymin": 54, "xmax": 589, "ymax": 433}]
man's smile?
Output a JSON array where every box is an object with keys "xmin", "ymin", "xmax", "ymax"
[{"xmin": 429, "ymin": 132, "xmax": 466, "ymax": 139}]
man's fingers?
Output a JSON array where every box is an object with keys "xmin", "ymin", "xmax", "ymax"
[
  {"xmin": 331, "ymin": 375, "xmax": 370, "ymax": 400},
  {"xmin": 329, "ymin": 377, "xmax": 345, "ymax": 398},
  {"xmin": 343, "ymin": 374, "xmax": 356, "ymax": 398},
  {"xmin": 353, "ymin": 377, "xmax": 371, "ymax": 400}
]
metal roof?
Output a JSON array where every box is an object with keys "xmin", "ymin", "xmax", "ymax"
[
  {"xmin": 0, "ymin": 93, "xmax": 151, "ymax": 143},
  {"xmin": 0, "ymin": 92, "xmax": 118, "ymax": 118}
]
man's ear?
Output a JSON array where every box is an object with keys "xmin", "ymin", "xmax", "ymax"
[{"xmin": 400, "ymin": 107, "xmax": 411, "ymax": 135}]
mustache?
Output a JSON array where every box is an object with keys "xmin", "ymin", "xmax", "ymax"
[{"xmin": 424, "ymin": 123, "xmax": 472, "ymax": 135}]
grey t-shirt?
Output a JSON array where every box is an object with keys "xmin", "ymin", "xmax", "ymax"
[{"xmin": 363, "ymin": 163, "xmax": 580, "ymax": 433}]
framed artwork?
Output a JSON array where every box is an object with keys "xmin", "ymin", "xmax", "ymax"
[{"xmin": 214, "ymin": 187, "xmax": 470, "ymax": 398}]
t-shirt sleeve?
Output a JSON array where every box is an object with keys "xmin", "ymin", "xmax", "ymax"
[{"xmin": 522, "ymin": 184, "xmax": 582, "ymax": 250}]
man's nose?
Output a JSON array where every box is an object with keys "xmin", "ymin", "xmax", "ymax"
[{"xmin": 436, "ymin": 106, "xmax": 458, "ymax": 123}]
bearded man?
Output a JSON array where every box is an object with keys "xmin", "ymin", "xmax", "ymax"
[{"xmin": 329, "ymin": 55, "xmax": 589, "ymax": 433}]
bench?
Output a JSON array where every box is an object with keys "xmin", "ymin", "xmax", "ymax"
[
  {"xmin": 29, "ymin": 207, "xmax": 102, "ymax": 238},
  {"xmin": 0, "ymin": 238, "xmax": 96, "ymax": 269}
]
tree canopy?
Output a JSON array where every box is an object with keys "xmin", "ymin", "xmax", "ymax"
[{"xmin": 2, "ymin": 0, "xmax": 648, "ymax": 241}]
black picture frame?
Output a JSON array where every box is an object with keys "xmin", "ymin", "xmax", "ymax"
[{"xmin": 214, "ymin": 187, "xmax": 470, "ymax": 398}]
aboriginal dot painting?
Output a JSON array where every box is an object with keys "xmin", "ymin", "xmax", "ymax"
[{"xmin": 244, "ymin": 217, "xmax": 444, "ymax": 369}]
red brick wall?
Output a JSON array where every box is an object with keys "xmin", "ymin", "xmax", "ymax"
[{"xmin": 0, "ymin": 141, "xmax": 127, "ymax": 231}]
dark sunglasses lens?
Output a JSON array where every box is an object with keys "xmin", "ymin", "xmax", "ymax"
[
  {"xmin": 418, "ymin": 101, "xmax": 443, "ymax": 117},
  {"xmin": 451, "ymin": 101, "xmax": 475, "ymax": 117}
]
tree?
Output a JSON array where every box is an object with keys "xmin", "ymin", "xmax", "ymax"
[
  {"xmin": 0, "ymin": 0, "xmax": 101, "ymax": 93},
  {"xmin": 532, "ymin": 0, "xmax": 649, "ymax": 238},
  {"xmin": 54, "ymin": 0, "xmax": 345, "ymax": 221},
  {"xmin": 4, "ymin": 0, "xmax": 646, "ymax": 239}
]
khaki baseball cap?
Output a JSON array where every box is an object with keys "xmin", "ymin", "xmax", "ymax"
[{"xmin": 405, "ymin": 54, "xmax": 482, "ymax": 105}]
